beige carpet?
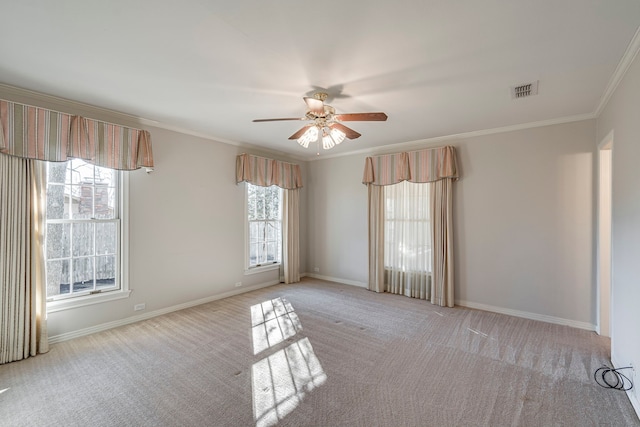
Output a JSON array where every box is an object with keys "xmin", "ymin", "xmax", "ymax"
[{"xmin": 1, "ymin": 278, "xmax": 638, "ymax": 427}]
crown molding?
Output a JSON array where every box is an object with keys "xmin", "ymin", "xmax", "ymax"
[
  {"xmin": 594, "ymin": 25, "xmax": 640, "ymax": 117},
  {"xmin": 0, "ymin": 83, "xmax": 158, "ymax": 128}
]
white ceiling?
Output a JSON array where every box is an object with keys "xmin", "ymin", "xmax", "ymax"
[{"xmin": 1, "ymin": 1, "xmax": 640, "ymax": 160}]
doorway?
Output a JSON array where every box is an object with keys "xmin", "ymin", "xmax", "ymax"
[{"xmin": 597, "ymin": 133, "xmax": 613, "ymax": 337}]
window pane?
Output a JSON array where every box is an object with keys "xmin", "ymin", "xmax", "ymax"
[
  {"xmin": 47, "ymin": 162, "xmax": 67, "ymax": 183},
  {"xmin": 47, "ymin": 223, "xmax": 71, "ymax": 259},
  {"xmin": 96, "ymin": 255, "xmax": 116, "ymax": 289},
  {"xmin": 256, "ymin": 242, "xmax": 266, "ymax": 264},
  {"xmin": 95, "ymin": 166, "xmax": 116, "ymax": 186},
  {"xmin": 70, "ymin": 158, "xmax": 94, "ymax": 184},
  {"xmin": 94, "ymin": 183, "xmax": 116, "ymax": 219},
  {"xmin": 269, "ymin": 187, "xmax": 281, "ymax": 220},
  {"xmin": 266, "ymin": 221, "xmax": 277, "ymax": 241},
  {"xmin": 73, "ymin": 257, "xmax": 94, "ymax": 292},
  {"xmin": 46, "ymin": 183, "xmax": 68, "ymax": 220},
  {"xmin": 75, "ymin": 183, "xmax": 93, "ymax": 219},
  {"xmin": 250, "ymin": 243, "xmax": 258, "ymax": 266},
  {"xmin": 73, "ymin": 223, "xmax": 94, "ymax": 257},
  {"xmin": 248, "ymin": 222, "xmax": 255, "ymax": 243},
  {"xmin": 248, "ymin": 185, "xmax": 257, "ymax": 220},
  {"xmin": 264, "ymin": 189, "xmax": 273, "ymax": 219},
  {"xmin": 46, "ymin": 161, "xmax": 70, "ymax": 219},
  {"xmin": 96, "ymin": 223, "xmax": 117, "ymax": 255},
  {"xmin": 256, "ymin": 190, "xmax": 265, "ymax": 220},
  {"xmin": 266, "ymin": 242, "xmax": 277, "ymax": 262},
  {"xmin": 255, "ymin": 222, "xmax": 265, "ymax": 243},
  {"xmin": 47, "ymin": 259, "xmax": 70, "ymax": 297}
]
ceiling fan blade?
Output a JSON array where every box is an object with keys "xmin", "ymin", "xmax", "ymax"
[
  {"xmin": 303, "ymin": 97, "xmax": 325, "ymax": 116},
  {"xmin": 334, "ymin": 112, "xmax": 388, "ymax": 121},
  {"xmin": 288, "ymin": 125, "xmax": 314, "ymax": 140},
  {"xmin": 330, "ymin": 122, "xmax": 361, "ymax": 139},
  {"xmin": 252, "ymin": 117, "xmax": 305, "ymax": 122}
]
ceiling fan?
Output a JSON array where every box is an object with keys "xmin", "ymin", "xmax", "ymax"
[{"xmin": 253, "ymin": 92, "xmax": 387, "ymax": 150}]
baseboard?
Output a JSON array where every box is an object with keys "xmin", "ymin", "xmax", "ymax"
[
  {"xmin": 303, "ymin": 273, "xmax": 367, "ymax": 288},
  {"xmin": 301, "ymin": 274, "xmax": 596, "ymax": 331},
  {"xmin": 48, "ymin": 280, "xmax": 280, "ymax": 344},
  {"xmin": 611, "ymin": 356, "xmax": 640, "ymax": 419},
  {"xmin": 456, "ymin": 299, "xmax": 597, "ymax": 331}
]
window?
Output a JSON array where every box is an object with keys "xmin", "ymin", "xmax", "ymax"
[
  {"xmin": 246, "ymin": 183, "xmax": 282, "ymax": 270},
  {"xmin": 384, "ymin": 180, "xmax": 431, "ymax": 273},
  {"xmin": 45, "ymin": 158, "xmax": 129, "ymax": 310}
]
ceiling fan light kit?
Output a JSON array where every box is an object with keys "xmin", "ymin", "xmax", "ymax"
[
  {"xmin": 253, "ymin": 92, "xmax": 387, "ymax": 152},
  {"xmin": 297, "ymin": 125, "xmax": 318, "ymax": 148}
]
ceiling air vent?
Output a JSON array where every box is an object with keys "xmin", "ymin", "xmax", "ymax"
[{"xmin": 511, "ymin": 81, "xmax": 539, "ymax": 99}]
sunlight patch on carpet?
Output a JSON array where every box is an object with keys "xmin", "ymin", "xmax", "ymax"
[
  {"xmin": 252, "ymin": 337, "xmax": 327, "ymax": 427},
  {"xmin": 251, "ymin": 297, "xmax": 302, "ymax": 355},
  {"xmin": 250, "ymin": 298, "xmax": 326, "ymax": 427}
]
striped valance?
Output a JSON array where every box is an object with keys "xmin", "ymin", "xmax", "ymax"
[
  {"xmin": 236, "ymin": 153, "xmax": 303, "ymax": 189},
  {"xmin": 362, "ymin": 145, "xmax": 458, "ymax": 186},
  {"xmin": 0, "ymin": 100, "xmax": 154, "ymax": 171}
]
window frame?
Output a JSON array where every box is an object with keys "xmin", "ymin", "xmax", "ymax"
[
  {"xmin": 244, "ymin": 183, "xmax": 283, "ymax": 275},
  {"xmin": 46, "ymin": 162, "xmax": 130, "ymax": 313}
]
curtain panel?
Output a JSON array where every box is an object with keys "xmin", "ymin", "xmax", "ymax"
[
  {"xmin": 0, "ymin": 154, "xmax": 48, "ymax": 364},
  {"xmin": 236, "ymin": 153, "xmax": 302, "ymax": 284},
  {"xmin": 363, "ymin": 145, "xmax": 458, "ymax": 307},
  {"xmin": 0, "ymin": 100, "xmax": 154, "ymax": 171},
  {"xmin": 282, "ymin": 189, "xmax": 300, "ymax": 284},
  {"xmin": 236, "ymin": 153, "xmax": 303, "ymax": 190}
]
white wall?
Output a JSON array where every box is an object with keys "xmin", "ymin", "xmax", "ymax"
[
  {"xmin": 454, "ymin": 121, "xmax": 595, "ymax": 325},
  {"xmin": 596, "ymin": 49, "xmax": 640, "ymax": 409},
  {"xmin": 307, "ymin": 155, "xmax": 369, "ymax": 285},
  {"xmin": 45, "ymin": 126, "xmax": 309, "ymax": 337},
  {"xmin": 307, "ymin": 120, "xmax": 597, "ymax": 327}
]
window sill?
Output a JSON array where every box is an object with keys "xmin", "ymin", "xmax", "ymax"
[
  {"xmin": 244, "ymin": 264, "xmax": 280, "ymax": 276},
  {"xmin": 47, "ymin": 289, "xmax": 131, "ymax": 313}
]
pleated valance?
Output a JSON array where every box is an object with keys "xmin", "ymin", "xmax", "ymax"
[
  {"xmin": 362, "ymin": 145, "xmax": 458, "ymax": 186},
  {"xmin": 0, "ymin": 100, "xmax": 154, "ymax": 171},
  {"xmin": 236, "ymin": 153, "xmax": 303, "ymax": 189}
]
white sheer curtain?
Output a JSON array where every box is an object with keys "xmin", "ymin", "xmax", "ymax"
[{"xmin": 384, "ymin": 181, "xmax": 431, "ymax": 299}]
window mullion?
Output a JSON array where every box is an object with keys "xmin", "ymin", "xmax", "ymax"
[{"xmin": 92, "ymin": 221, "xmax": 97, "ymax": 292}]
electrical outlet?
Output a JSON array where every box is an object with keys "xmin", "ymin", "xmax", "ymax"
[
  {"xmin": 134, "ymin": 303, "xmax": 145, "ymax": 311},
  {"xmin": 314, "ymin": 267, "xmax": 320, "ymax": 272},
  {"xmin": 235, "ymin": 282, "xmax": 242, "ymax": 287}
]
